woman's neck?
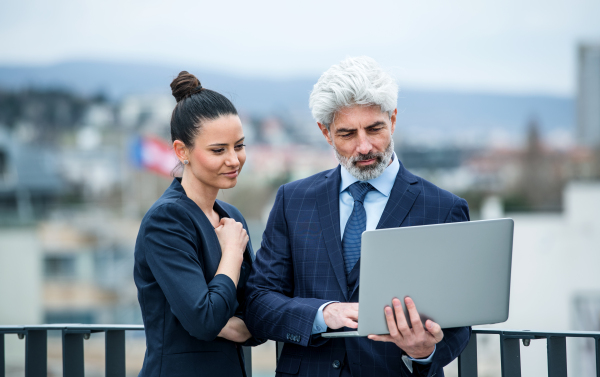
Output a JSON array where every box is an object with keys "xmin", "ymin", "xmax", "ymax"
[{"xmin": 180, "ymin": 169, "xmax": 219, "ymax": 219}]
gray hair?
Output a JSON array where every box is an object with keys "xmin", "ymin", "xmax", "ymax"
[{"xmin": 309, "ymin": 56, "xmax": 398, "ymax": 130}]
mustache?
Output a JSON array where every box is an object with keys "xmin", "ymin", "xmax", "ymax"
[{"xmin": 350, "ymin": 152, "xmax": 384, "ymax": 164}]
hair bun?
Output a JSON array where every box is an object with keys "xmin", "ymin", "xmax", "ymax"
[{"xmin": 170, "ymin": 71, "xmax": 202, "ymax": 103}]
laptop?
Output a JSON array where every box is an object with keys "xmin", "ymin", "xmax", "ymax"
[{"xmin": 321, "ymin": 218, "xmax": 514, "ymax": 338}]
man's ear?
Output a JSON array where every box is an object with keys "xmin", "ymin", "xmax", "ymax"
[
  {"xmin": 390, "ymin": 108, "xmax": 397, "ymax": 135},
  {"xmin": 173, "ymin": 140, "xmax": 188, "ymax": 163},
  {"xmin": 317, "ymin": 122, "xmax": 333, "ymax": 146}
]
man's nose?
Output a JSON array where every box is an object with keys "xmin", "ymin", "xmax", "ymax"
[{"xmin": 355, "ymin": 134, "xmax": 373, "ymax": 155}]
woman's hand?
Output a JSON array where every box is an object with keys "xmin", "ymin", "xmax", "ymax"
[
  {"xmin": 218, "ymin": 316, "xmax": 252, "ymax": 343},
  {"xmin": 214, "ymin": 218, "xmax": 248, "ymax": 286},
  {"xmin": 214, "ymin": 218, "xmax": 248, "ymax": 260}
]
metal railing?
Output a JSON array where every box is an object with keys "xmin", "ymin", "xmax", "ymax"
[
  {"xmin": 459, "ymin": 329, "xmax": 600, "ymax": 377},
  {"xmin": 3, "ymin": 325, "xmax": 600, "ymax": 377},
  {"xmin": 0, "ymin": 324, "xmax": 252, "ymax": 377},
  {"xmin": 274, "ymin": 328, "xmax": 600, "ymax": 377}
]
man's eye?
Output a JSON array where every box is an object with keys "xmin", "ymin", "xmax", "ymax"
[
  {"xmin": 369, "ymin": 127, "xmax": 383, "ymax": 132},
  {"xmin": 340, "ymin": 133, "xmax": 353, "ymax": 138}
]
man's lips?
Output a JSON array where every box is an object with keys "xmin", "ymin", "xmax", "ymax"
[
  {"xmin": 222, "ymin": 170, "xmax": 239, "ymax": 178},
  {"xmin": 355, "ymin": 158, "xmax": 376, "ymax": 166}
]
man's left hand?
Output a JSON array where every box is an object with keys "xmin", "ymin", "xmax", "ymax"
[{"xmin": 368, "ymin": 297, "xmax": 443, "ymax": 359}]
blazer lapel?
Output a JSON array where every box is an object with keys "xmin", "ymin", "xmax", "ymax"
[
  {"xmin": 376, "ymin": 161, "xmax": 420, "ymax": 230},
  {"xmin": 352, "ymin": 162, "xmax": 421, "ymax": 291},
  {"xmin": 214, "ymin": 201, "xmax": 254, "ymax": 265},
  {"xmin": 316, "ymin": 166, "xmax": 349, "ymax": 300}
]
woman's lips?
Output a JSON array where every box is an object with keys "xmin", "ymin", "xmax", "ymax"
[{"xmin": 222, "ymin": 170, "xmax": 239, "ymax": 178}]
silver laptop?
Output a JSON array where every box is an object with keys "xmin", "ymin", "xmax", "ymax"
[{"xmin": 322, "ymin": 218, "xmax": 514, "ymax": 338}]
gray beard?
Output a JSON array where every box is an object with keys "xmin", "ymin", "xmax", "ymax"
[{"xmin": 333, "ymin": 138, "xmax": 395, "ymax": 181}]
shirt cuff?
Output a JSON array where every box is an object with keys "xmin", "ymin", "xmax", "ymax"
[
  {"xmin": 311, "ymin": 301, "xmax": 338, "ymax": 334},
  {"xmin": 408, "ymin": 344, "xmax": 436, "ymax": 364}
]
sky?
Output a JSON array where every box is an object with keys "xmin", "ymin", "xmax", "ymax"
[{"xmin": 1, "ymin": 0, "xmax": 599, "ymax": 95}]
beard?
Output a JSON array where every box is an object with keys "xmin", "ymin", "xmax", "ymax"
[{"xmin": 333, "ymin": 138, "xmax": 395, "ymax": 181}]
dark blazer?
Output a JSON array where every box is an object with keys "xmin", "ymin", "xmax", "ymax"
[
  {"xmin": 134, "ymin": 178, "xmax": 262, "ymax": 377},
  {"xmin": 245, "ymin": 162, "xmax": 471, "ymax": 377}
]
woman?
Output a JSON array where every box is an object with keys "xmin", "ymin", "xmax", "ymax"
[{"xmin": 134, "ymin": 71, "xmax": 263, "ymax": 377}]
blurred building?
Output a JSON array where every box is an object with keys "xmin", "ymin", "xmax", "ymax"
[
  {"xmin": 475, "ymin": 182, "xmax": 600, "ymax": 377},
  {"xmin": 577, "ymin": 43, "xmax": 600, "ymax": 147},
  {"xmin": 0, "ymin": 129, "xmax": 64, "ymax": 223},
  {"xmin": 39, "ymin": 213, "xmax": 141, "ymax": 324}
]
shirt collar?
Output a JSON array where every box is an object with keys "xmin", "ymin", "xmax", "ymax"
[{"xmin": 340, "ymin": 153, "xmax": 400, "ymax": 197}]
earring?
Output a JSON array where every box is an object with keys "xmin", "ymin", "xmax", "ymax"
[{"xmin": 183, "ymin": 160, "xmax": 189, "ymax": 165}]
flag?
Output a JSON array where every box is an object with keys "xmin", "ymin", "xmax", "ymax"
[{"xmin": 130, "ymin": 135, "xmax": 179, "ymax": 177}]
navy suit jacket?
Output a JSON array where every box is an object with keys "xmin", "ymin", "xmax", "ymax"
[
  {"xmin": 134, "ymin": 178, "xmax": 263, "ymax": 377},
  {"xmin": 245, "ymin": 162, "xmax": 471, "ymax": 377}
]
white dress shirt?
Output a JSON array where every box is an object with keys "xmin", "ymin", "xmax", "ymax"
[{"xmin": 311, "ymin": 153, "xmax": 435, "ymax": 365}]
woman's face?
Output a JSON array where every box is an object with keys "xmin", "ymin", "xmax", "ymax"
[{"xmin": 184, "ymin": 114, "xmax": 246, "ymax": 190}]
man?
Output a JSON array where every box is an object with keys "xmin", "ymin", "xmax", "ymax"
[{"xmin": 245, "ymin": 56, "xmax": 471, "ymax": 377}]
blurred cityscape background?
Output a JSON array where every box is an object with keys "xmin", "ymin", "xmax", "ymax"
[{"xmin": 1, "ymin": 1, "xmax": 600, "ymax": 376}]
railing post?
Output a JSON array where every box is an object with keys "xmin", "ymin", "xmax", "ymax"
[
  {"xmin": 1, "ymin": 333, "xmax": 4, "ymax": 377},
  {"xmin": 458, "ymin": 333, "xmax": 478, "ymax": 377},
  {"xmin": 63, "ymin": 331, "xmax": 85, "ymax": 377},
  {"xmin": 595, "ymin": 337, "xmax": 600, "ymax": 377},
  {"xmin": 25, "ymin": 330, "xmax": 47, "ymax": 377},
  {"xmin": 105, "ymin": 330, "xmax": 125, "ymax": 377},
  {"xmin": 243, "ymin": 346, "xmax": 252, "ymax": 377},
  {"xmin": 547, "ymin": 336, "xmax": 567, "ymax": 377},
  {"xmin": 276, "ymin": 341, "xmax": 283, "ymax": 366},
  {"xmin": 500, "ymin": 335, "xmax": 521, "ymax": 377}
]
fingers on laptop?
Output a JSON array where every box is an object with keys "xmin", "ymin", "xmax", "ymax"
[
  {"xmin": 425, "ymin": 319, "xmax": 444, "ymax": 342},
  {"xmin": 403, "ymin": 297, "xmax": 424, "ymax": 336}
]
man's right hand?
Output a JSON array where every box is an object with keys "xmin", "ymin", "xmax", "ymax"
[{"xmin": 323, "ymin": 303, "xmax": 358, "ymax": 330}]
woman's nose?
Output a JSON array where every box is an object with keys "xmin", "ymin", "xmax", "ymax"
[{"xmin": 225, "ymin": 150, "xmax": 240, "ymax": 167}]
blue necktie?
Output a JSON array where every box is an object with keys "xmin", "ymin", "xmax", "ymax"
[{"xmin": 342, "ymin": 182, "xmax": 374, "ymax": 275}]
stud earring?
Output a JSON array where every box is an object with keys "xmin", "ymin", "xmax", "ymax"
[{"xmin": 183, "ymin": 160, "xmax": 189, "ymax": 165}]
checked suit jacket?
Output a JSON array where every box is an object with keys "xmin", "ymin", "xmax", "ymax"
[{"xmin": 245, "ymin": 161, "xmax": 472, "ymax": 377}]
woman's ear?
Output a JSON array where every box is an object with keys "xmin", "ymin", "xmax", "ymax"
[{"xmin": 173, "ymin": 140, "xmax": 188, "ymax": 163}]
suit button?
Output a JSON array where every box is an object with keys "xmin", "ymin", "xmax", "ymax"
[{"xmin": 332, "ymin": 360, "xmax": 341, "ymax": 369}]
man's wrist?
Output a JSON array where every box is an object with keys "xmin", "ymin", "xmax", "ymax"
[
  {"xmin": 408, "ymin": 345, "xmax": 436, "ymax": 364},
  {"xmin": 312, "ymin": 301, "xmax": 338, "ymax": 334}
]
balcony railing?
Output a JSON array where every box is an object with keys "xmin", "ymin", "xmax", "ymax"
[
  {"xmin": 2, "ymin": 325, "xmax": 600, "ymax": 377},
  {"xmin": 0, "ymin": 324, "xmax": 252, "ymax": 377}
]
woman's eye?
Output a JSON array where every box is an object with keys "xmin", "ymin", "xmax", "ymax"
[
  {"xmin": 234, "ymin": 144, "xmax": 246, "ymax": 150},
  {"xmin": 212, "ymin": 148, "xmax": 225, "ymax": 153}
]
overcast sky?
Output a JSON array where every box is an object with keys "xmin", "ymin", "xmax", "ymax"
[{"xmin": 1, "ymin": 0, "xmax": 599, "ymax": 95}]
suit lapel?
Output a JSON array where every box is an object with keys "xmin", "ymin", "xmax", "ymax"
[
  {"xmin": 351, "ymin": 162, "xmax": 421, "ymax": 292},
  {"xmin": 316, "ymin": 166, "xmax": 349, "ymax": 300},
  {"xmin": 376, "ymin": 161, "xmax": 420, "ymax": 230}
]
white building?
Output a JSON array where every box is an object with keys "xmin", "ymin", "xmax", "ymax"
[
  {"xmin": 468, "ymin": 182, "xmax": 600, "ymax": 377},
  {"xmin": 577, "ymin": 43, "xmax": 600, "ymax": 147}
]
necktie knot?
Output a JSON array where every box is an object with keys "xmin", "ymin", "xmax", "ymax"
[{"xmin": 347, "ymin": 182, "xmax": 373, "ymax": 204}]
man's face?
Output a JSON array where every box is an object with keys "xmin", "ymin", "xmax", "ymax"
[{"xmin": 319, "ymin": 105, "xmax": 397, "ymax": 181}]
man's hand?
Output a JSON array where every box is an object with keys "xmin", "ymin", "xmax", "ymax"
[
  {"xmin": 323, "ymin": 303, "xmax": 359, "ymax": 330},
  {"xmin": 368, "ymin": 297, "xmax": 443, "ymax": 359}
]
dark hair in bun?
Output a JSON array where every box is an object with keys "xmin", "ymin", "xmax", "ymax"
[{"xmin": 169, "ymin": 71, "xmax": 238, "ymax": 148}]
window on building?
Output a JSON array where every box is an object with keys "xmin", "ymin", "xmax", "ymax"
[
  {"xmin": 44, "ymin": 255, "xmax": 77, "ymax": 280},
  {"xmin": 0, "ymin": 149, "xmax": 6, "ymax": 178}
]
